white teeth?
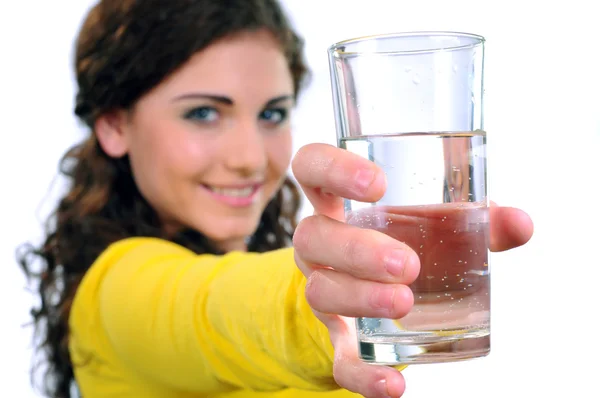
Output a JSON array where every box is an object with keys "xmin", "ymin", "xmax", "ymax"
[{"xmin": 209, "ymin": 186, "xmax": 254, "ymax": 197}]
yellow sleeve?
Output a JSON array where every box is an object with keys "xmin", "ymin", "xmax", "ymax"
[{"xmin": 69, "ymin": 237, "xmax": 337, "ymax": 395}]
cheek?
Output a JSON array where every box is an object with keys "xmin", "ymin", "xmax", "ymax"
[
  {"xmin": 127, "ymin": 123, "xmax": 215, "ymax": 201},
  {"xmin": 267, "ymin": 132, "xmax": 293, "ymax": 175}
]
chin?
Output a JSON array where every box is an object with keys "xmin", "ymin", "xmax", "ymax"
[{"xmin": 200, "ymin": 217, "xmax": 261, "ymax": 246}]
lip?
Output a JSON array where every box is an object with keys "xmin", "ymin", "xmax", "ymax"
[{"xmin": 201, "ymin": 183, "xmax": 263, "ymax": 208}]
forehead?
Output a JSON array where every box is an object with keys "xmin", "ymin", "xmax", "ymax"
[{"xmin": 156, "ymin": 30, "xmax": 294, "ymax": 100}]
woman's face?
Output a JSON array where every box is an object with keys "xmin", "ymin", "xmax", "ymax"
[{"xmin": 97, "ymin": 30, "xmax": 295, "ymax": 251}]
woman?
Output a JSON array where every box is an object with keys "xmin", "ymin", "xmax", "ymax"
[{"xmin": 18, "ymin": 1, "xmax": 533, "ymax": 397}]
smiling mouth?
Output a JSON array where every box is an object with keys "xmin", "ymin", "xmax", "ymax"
[
  {"xmin": 201, "ymin": 183, "xmax": 263, "ymax": 207},
  {"xmin": 206, "ymin": 186, "xmax": 255, "ymax": 197}
]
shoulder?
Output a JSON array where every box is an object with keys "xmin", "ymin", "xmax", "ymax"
[
  {"xmin": 71, "ymin": 237, "xmax": 296, "ymax": 320},
  {"xmin": 97, "ymin": 236, "xmax": 196, "ymax": 263},
  {"xmin": 68, "ymin": 237, "xmax": 194, "ymax": 327},
  {"xmin": 73, "ymin": 237, "xmax": 195, "ymax": 297}
]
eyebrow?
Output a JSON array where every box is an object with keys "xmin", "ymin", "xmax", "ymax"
[{"xmin": 172, "ymin": 93, "xmax": 294, "ymax": 107}]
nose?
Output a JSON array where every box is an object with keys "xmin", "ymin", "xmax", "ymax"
[{"xmin": 223, "ymin": 120, "xmax": 267, "ymax": 176}]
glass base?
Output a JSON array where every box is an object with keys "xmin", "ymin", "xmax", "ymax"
[{"xmin": 358, "ymin": 332, "xmax": 490, "ymax": 365}]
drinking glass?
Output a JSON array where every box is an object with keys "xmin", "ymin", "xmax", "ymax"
[{"xmin": 328, "ymin": 32, "xmax": 489, "ymax": 364}]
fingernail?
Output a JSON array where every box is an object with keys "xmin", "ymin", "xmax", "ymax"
[
  {"xmin": 355, "ymin": 168, "xmax": 375, "ymax": 192},
  {"xmin": 375, "ymin": 379, "xmax": 392, "ymax": 398},
  {"xmin": 384, "ymin": 249, "xmax": 406, "ymax": 277},
  {"xmin": 371, "ymin": 285, "xmax": 397, "ymax": 312}
]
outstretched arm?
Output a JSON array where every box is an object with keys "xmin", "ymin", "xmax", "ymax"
[{"xmin": 69, "ymin": 237, "xmax": 336, "ymax": 395}]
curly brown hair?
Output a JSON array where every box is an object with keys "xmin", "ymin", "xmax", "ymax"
[{"xmin": 17, "ymin": 1, "xmax": 309, "ymax": 397}]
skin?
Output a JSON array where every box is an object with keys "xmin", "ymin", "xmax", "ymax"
[
  {"xmin": 292, "ymin": 144, "xmax": 534, "ymax": 398},
  {"xmin": 95, "ymin": 29, "xmax": 535, "ymax": 398}
]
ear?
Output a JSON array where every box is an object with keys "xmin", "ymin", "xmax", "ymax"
[{"xmin": 95, "ymin": 111, "xmax": 130, "ymax": 158}]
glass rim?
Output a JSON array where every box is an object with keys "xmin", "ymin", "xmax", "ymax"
[{"xmin": 328, "ymin": 31, "xmax": 485, "ymax": 56}]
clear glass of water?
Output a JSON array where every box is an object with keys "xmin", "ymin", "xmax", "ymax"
[{"xmin": 328, "ymin": 32, "xmax": 489, "ymax": 365}]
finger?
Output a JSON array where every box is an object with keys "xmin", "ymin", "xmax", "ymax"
[
  {"xmin": 293, "ymin": 214, "xmax": 420, "ymax": 284},
  {"xmin": 304, "ymin": 268, "xmax": 414, "ymax": 318},
  {"xmin": 292, "ymin": 143, "xmax": 386, "ymax": 219},
  {"xmin": 328, "ymin": 316, "xmax": 407, "ymax": 398},
  {"xmin": 489, "ymin": 204, "xmax": 534, "ymax": 252}
]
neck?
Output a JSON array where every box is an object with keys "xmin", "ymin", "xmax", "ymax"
[{"xmin": 217, "ymin": 238, "xmax": 248, "ymax": 253}]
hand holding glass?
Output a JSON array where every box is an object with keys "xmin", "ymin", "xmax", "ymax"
[{"xmin": 328, "ymin": 32, "xmax": 489, "ymax": 365}]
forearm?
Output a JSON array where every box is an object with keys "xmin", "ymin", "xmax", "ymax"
[{"xmin": 202, "ymin": 248, "xmax": 336, "ymax": 391}]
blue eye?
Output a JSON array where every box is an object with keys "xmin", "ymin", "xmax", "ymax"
[
  {"xmin": 184, "ymin": 107, "xmax": 219, "ymax": 122},
  {"xmin": 260, "ymin": 108, "xmax": 288, "ymax": 124}
]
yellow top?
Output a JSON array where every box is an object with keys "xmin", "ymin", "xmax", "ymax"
[{"xmin": 68, "ymin": 237, "xmax": 364, "ymax": 397}]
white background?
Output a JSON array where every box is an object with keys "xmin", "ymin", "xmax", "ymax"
[{"xmin": 1, "ymin": 0, "xmax": 599, "ymax": 396}]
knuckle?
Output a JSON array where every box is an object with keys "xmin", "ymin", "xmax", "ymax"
[
  {"xmin": 304, "ymin": 271, "xmax": 324, "ymax": 309},
  {"xmin": 340, "ymin": 236, "xmax": 362, "ymax": 275},
  {"xmin": 332, "ymin": 351, "xmax": 350, "ymax": 388},
  {"xmin": 341, "ymin": 229, "xmax": 379, "ymax": 277},
  {"xmin": 291, "ymin": 145, "xmax": 310, "ymax": 176},
  {"xmin": 293, "ymin": 216, "xmax": 317, "ymax": 253},
  {"xmin": 322, "ymin": 157, "xmax": 338, "ymax": 187},
  {"xmin": 292, "ymin": 143, "xmax": 334, "ymax": 182}
]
